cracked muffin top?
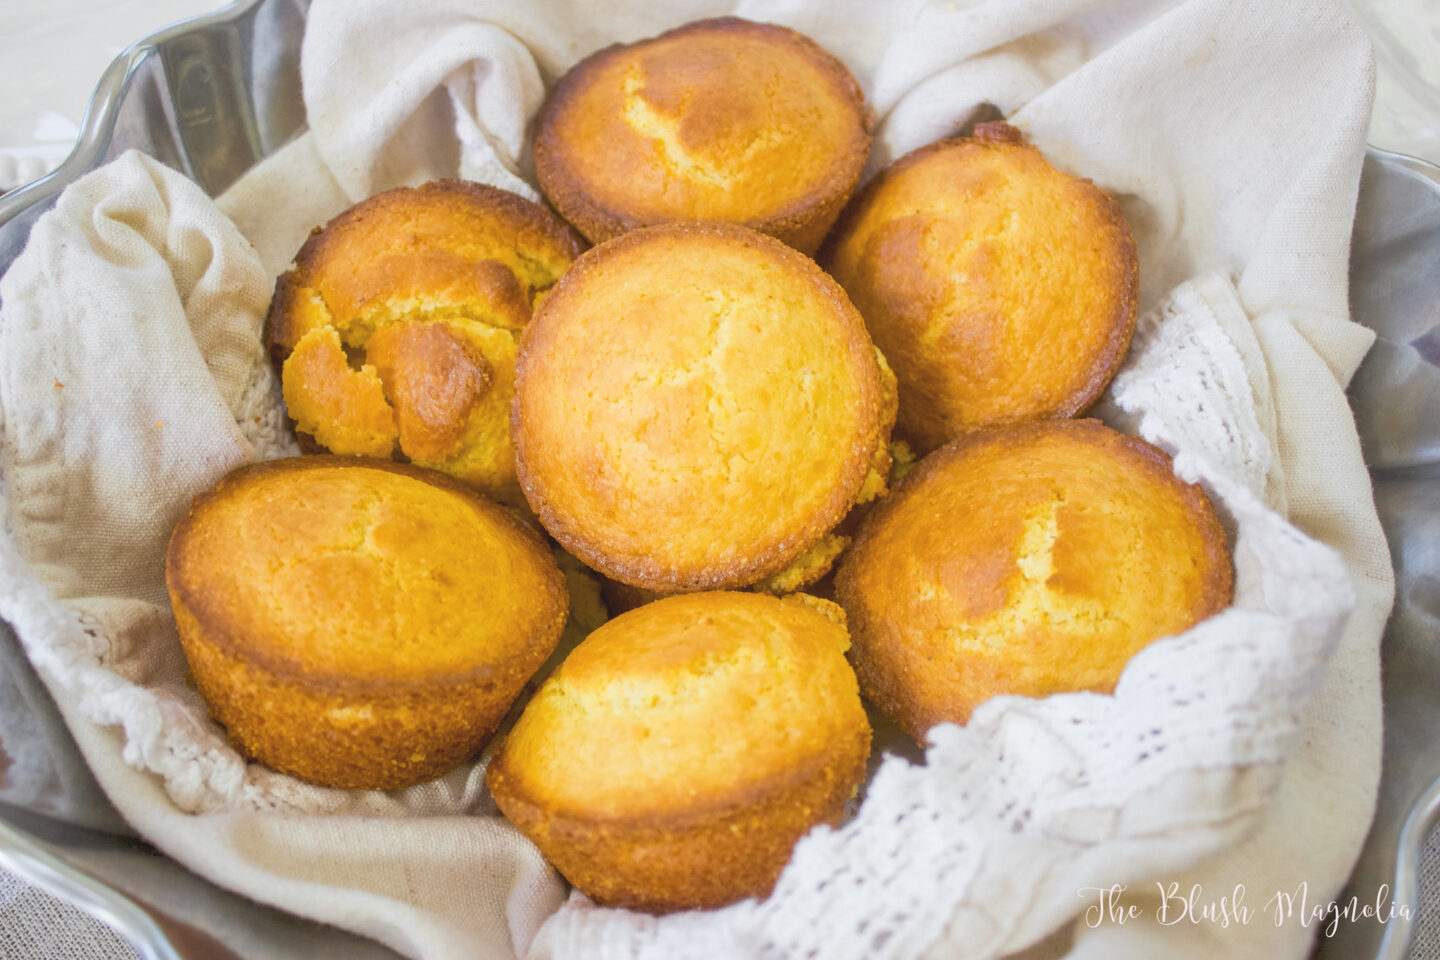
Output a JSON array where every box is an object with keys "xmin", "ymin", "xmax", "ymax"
[
  {"xmin": 834, "ymin": 419, "xmax": 1232, "ymax": 740},
  {"xmin": 821, "ymin": 122, "xmax": 1138, "ymax": 455},
  {"xmin": 166, "ymin": 456, "xmax": 568, "ymax": 692},
  {"xmin": 513, "ymin": 222, "xmax": 888, "ymax": 593},
  {"xmin": 264, "ymin": 180, "xmax": 584, "ymax": 504},
  {"xmin": 533, "ymin": 17, "xmax": 871, "ymax": 254}
]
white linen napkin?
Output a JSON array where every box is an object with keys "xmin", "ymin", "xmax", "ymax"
[{"xmin": 0, "ymin": 0, "xmax": 1391, "ymax": 958}]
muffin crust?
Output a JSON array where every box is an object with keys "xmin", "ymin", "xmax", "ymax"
[
  {"xmin": 822, "ymin": 123, "xmax": 1138, "ymax": 453},
  {"xmin": 166, "ymin": 456, "xmax": 568, "ymax": 789},
  {"xmin": 513, "ymin": 222, "xmax": 887, "ymax": 592},
  {"xmin": 835, "ymin": 419, "xmax": 1232, "ymax": 740},
  {"xmin": 488, "ymin": 591, "xmax": 871, "ymax": 912},
  {"xmin": 534, "ymin": 17, "xmax": 871, "ymax": 254}
]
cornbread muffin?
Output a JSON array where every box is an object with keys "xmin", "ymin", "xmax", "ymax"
[
  {"xmin": 514, "ymin": 222, "xmax": 890, "ymax": 592},
  {"xmin": 822, "ymin": 122, "xmax": 1139, "ymax": 454},
  {"xmin": 265, "ymin": 180, "xmax": 583, "ymax": 503},
  {"xmin": 835, "ymin": 419, "xmax": 1231, "ymax": 740},
  {"xmin": 533, "ymin": 17, "xmax": 871, "ymax": 254},
  {"xmin": 487, "ymin": 591, "xmax": 871, "ymax": 912},
  {"xmin": 165, "ymin": 457, "xmax": 568, "ymax": 789}
]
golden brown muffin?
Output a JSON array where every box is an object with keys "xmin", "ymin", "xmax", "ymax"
[
  {"xmin": 822, "ymin": 122, "xmax": 1138, "ymax": 454},
  {"xmin": 265, "ymin": 180, "xmax": 584, "ymax": 504},
  {"xmin": 487, "ymin": 591, "xmax": 871, "ymax": 912},
  {"xmin": 514, "ymin": 222, "xmax": 889, "ymax": 593},
  {"xmin": 166, "ymin": 456, "xmax": 568, "ymax": 790},
  {"xmin": 834, "ymin": 419, "xmax": 1231, "ymax": 740},
  {"xmin": 534, "ymin": 17, "xmax": 871, "ymax": 254}
]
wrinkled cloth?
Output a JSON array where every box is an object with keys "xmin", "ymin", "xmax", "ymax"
[{"xmin": 0, "ymin": 0, "xmax": 1390, "ymax": 958}]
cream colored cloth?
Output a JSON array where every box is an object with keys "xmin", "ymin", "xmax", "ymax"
[{"xmin": 0, "ymin": 0, "xmax": 1391, "ymax": 958}]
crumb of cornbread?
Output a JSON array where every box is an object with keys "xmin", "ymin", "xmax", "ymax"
[{"xmin": 266, "ymin": 180, "xmax": 583, "ymax": 504}]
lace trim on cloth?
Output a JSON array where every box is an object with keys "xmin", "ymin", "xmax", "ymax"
[{"xmin": 522, "ymin": 274, "xmax": 1355, "ymax": 960}]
